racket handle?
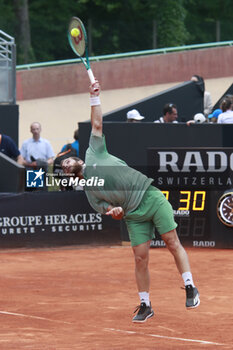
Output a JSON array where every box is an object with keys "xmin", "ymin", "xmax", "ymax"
[
  {"xmin": 87, "ymin": 68, "xmax": 96, "ymax": 85},
  {"xmin": 87, "ymin": 68, "xmax": 99, "ymax": 92}
]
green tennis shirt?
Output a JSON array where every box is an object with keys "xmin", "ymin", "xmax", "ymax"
[{"xmin": 84, "ymin": 133, "xmax": 153, "ymax": 216}]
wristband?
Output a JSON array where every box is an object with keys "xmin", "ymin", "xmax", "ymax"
[{"xmin": 90, "ymin": 96, "xmax": 101, "ymax": 106}]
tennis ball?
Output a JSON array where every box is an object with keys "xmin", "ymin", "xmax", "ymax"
[{"xmin": 71, "ymin": 28, "xmax": 80, "ymax": 38}]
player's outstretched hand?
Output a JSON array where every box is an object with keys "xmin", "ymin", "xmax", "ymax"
[
  {"xmin": 106, "ymin": 206, "xmax": 124, "ymax": 220},
  {"xmin": 89, "ymin": 79, "xmax": 100, "ymax": 96}
]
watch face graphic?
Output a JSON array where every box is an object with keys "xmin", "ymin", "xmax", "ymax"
[{"xmin": 217, "ymin": 192, "xmax": 233, "ymax": 227}]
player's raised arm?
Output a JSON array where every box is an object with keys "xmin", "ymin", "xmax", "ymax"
[{"xmin": 89, "ymin": 81, "xmax": 102, "ymax": 137}]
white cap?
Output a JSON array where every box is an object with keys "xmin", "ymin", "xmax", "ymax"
[
  {"xmin": 127, "ymin": 109, "xmax": 145, "ymax": 120},
  {"xmin": 194, "ymin": 113, "xmax": 206, "ymax": 123}
]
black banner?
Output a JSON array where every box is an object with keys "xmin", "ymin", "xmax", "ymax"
[
  {"xmin": 147, "ymin": 148, "xmax": 233, "ymax": 248},
  {"xmin": 0, "ymin": 191, "xmax": 121, "ymax": 248},
  {"xmin": 147, "ymin": 147, "xmax": 233, "ymax": 190}
]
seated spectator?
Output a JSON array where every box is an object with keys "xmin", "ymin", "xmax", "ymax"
[
  {"xmin": 20, "ymin": 122, "xmax": 55, "ymax": 169},
  {"xmin": 61, "ymin": 129, "xmax": 79, "ymax": 156},
  {"xmin": 191, "ymin": 75, "xmax": 212, "ymax": 117},
  {"xmin": 126, "ymin": 109, "xmax": 145, "ymax": 122},
  {"xmin": 154, "ymin": 103, "xmax": 178, "ymax": 123},
  {"xmin": 217, "ymin": 96, "xmax": 233, "ymax": 124},
  {"xmin": 208, "ymin": 109, "xmax": 222, "ymax": 123},
  {"xmin": 225, "ymin": 94, "xmax": 233, "ymax": 108},
  {"xmin": 186, "ymin": 113, "xmax": 206, "ymax": 126},
  {"xmin": 0, "ymin": 133, "xmax": 24, "ymax": 164}
]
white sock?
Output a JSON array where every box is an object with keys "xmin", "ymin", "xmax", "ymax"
[
  {"xmin": 139, "ymin": 291, "xmax": 150, "ymax": 306},
  {"xmin": 182, "ymin": 272, "xmax": 195, "ymax": 287}
]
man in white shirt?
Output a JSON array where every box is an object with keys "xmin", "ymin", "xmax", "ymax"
[
  {"xmin": 21, "ymin": 122, "xmax": 55, "ymax": 167},
  {"xmin": 154, "ymin": 103, "xmax": 178, "ymax": 123}
]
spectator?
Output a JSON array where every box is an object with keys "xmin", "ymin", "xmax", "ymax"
[
  {"xmin": 186, "ymin": 113, "xmax": 206, "ymax": 126},
  {"xmin": 154, "ymin": 103, "xmax": 178, "ymax": 123},
  {"xmin": 208, "ymin": 109, "xmax": 222, "ymax": 124},
  {"xmin": 61, "ymin": 129, "xmax": 79, "ymax": 156},
  {"xmin": 0, "ymin": 133, "xmax": 24, "ymax": 164},
  {"xmin": 127, "ymin": 109, "xmax": 145, "ymax": 122},
  {"xmin": 191, "ymin": 75, "xmax": 212, "ymax": 117},
  {"xmin": 225, "ymin": 94, "xmax": 233, "ymax": 109},
  {"xmin": 20, "ymin": 122, "xmax": 55, "ymax": 169},
  {"xmin": 217, "ymin": 96, "xmax": 233, "ymax": 124}
]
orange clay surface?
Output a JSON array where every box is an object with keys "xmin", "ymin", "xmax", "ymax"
[{"xmin": 0, "ymin": 246, "xmax": 232, "ymax": 350}]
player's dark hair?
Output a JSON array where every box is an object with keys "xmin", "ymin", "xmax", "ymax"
[{"xmin": 69, "ymin": 157, "xmax": 83, "ymax": 175}]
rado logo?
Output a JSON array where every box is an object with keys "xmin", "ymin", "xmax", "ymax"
[
  {"xmin": 147, "ymin": 148, "xmax": 233, "ymax": 188},
  {"xmin": 193, "ymin": 241, "xmax": 216, "ymax": 247},
  {"xmin": 157, "ymin": 151, "xmax": 233, "ymax": 173}
]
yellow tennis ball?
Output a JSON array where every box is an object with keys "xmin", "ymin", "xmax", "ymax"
[{"xmin": 71, "ymin": 28, "xmax": 80, "ymax": 38}]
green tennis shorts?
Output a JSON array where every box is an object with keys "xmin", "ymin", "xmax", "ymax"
[{"xmin": 125, "ymin": 185, "xmax": 177, "ymax": 247}]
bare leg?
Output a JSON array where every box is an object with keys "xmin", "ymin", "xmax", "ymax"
[
  {"xmin": 161, "ymin": 229, "xmax": 200, "ymax": 309},
  {"xmin": 161, "ymin": 229, "xmax": 190, "ymax": 274},
  {"xmin": 132, "ymin": 240, "xmax": 151, "ymax": 292},
  {"xmin": 132, "ymin": 240, "xmax": 155, "ymax": 322}
]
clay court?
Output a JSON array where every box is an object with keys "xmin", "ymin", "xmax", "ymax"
[{"xmin": 0, "ymin": 246, "xmax": 232, "ymax": 349}]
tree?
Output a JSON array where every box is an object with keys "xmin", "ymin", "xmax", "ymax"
[
  {"xmin": 13, "ymin": 0, "xmax": 35, "ymax": 63},
  {"xmin": 156, "ymin": 0, "xmax": 188, "ymax": 48},
  {"xmin": 184, "ymin": 0, "xmax": 233, "ymax": 43},
  {"xmin": 0, "ymin": 0, "xmax": 14, "ymax": 35},
  {"xmin": 2, "ymin": 0, "xmax": 232, "ymax": 64},
  {"xmin": 74, "ymin": 0, "xmax": 188, "ymax": 55}
]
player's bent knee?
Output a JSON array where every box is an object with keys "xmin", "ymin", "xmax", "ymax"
[
  {"xmin": 134, "ymin": 252, "xmax": 149, "ymax": 267},
  {"xmin": 134, "ymin": 255, "xmax": 147, "ymax": 264},
  {"xmin": 132, "ymin": 241, "xmax": 150, "ymax": 266},
  {"xmin": 134, "ymin": 255, "xmax": 142, "ymax": 265},
  {"xmin": 166, "ymin": 239, "xmax": 181, "ymax": 253},
  {"xmin": 162, "ymin": 229, "xmax": 181, "ymax": 253}
]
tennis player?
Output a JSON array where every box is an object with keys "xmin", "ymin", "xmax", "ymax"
[{"xmin": 62, "ymin": 81, "xmax": 200, "ymax": 323}]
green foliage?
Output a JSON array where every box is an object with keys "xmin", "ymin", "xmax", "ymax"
[
  {"xmin": 185, "ymin": 0, "xmax": 233, "ymax": 44},
  {"xmin": 28, "ymin": 0, "xmax": 78, "ymax": 62},
  {"xmin": 0, "ymin": 0, "xmax": 15, "ymax": 35},
  {"xmin": 156, "ymin": 0, "xmax": 188, "ymax": 47},
  {"xmin": 0, "ymin": 0, "xmax": 233, "ymax": 64}
]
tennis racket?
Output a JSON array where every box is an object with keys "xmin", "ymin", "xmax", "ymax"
[{"xmin": 68, "ymin": 17, "xmax": 96, "ymax": 87}]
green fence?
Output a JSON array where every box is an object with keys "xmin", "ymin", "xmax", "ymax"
[{"xmin": 16, "ymin": 40, "xmax": 233, "ymax": 71}]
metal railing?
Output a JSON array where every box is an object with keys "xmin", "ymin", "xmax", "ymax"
[
  {"xmin": 0, "ymin": 30, "xmax": 16, "ymax": 104},
  {"xmin": 16, "ymin": 40, "xmax": 233, "ymax": 71}
]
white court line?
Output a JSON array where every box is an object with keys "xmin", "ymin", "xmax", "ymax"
[
  {"xmin": 0, "ymin": 310, "xmax": 72, "ymax": 325},
  {"xmin": 158, "ymin": 325, "xmax": 182, "ymax": 333},
  {"xmin": 104, "ymin": 328, "xmax": 227, "ymax": 346}
]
